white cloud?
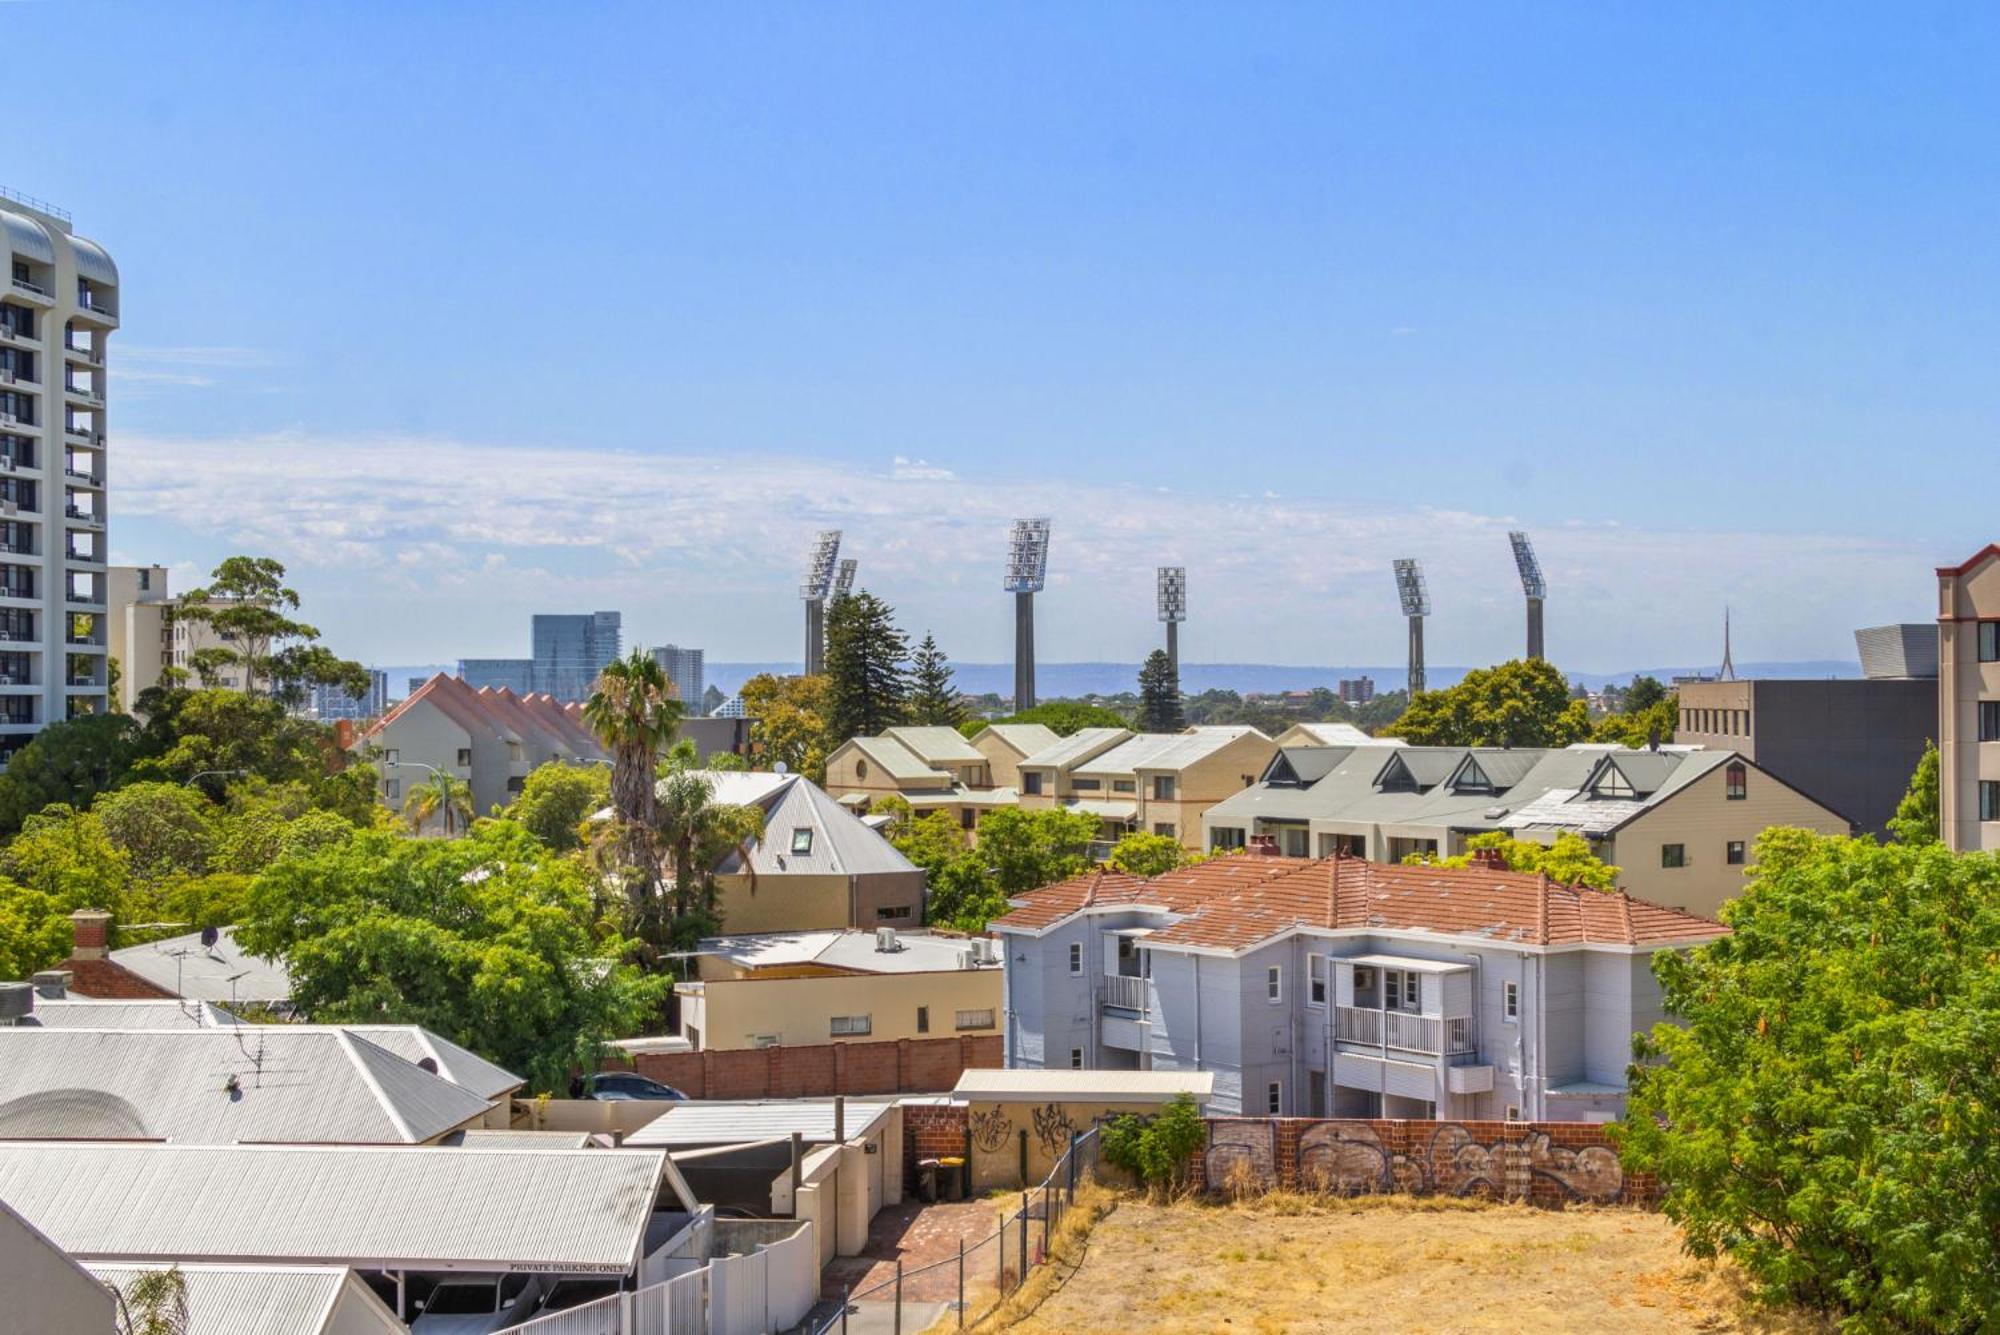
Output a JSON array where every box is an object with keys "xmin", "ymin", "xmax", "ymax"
[{"xmin": 112, "ymin": 430, "xmax": 1932, "ymax": 669}]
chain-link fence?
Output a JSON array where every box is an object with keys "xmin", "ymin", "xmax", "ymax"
[{"xmin": 808, "ymin": 1126, "xmax": 1102, "ymax": 1334}]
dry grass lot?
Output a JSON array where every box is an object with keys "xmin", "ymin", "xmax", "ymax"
[{"xmin": 978, "ymin": 1194, "xmax": 1827, "ymax": 1335}]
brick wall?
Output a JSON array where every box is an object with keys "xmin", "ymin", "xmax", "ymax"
[
  {"xmin": 1189, "ymin": 1117, "xmax": 1656, "ymax": 1208},
  {"xmin": 902, "ymin": 1102, "xmax": 970, "ymax": 1189},
  {"xmin": 625, "ymin": 1034, "xmax": 1002, "ymax": 1101}
]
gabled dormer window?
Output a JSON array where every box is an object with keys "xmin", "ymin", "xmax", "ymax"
[
  {"xmin": 1453, "ymin": 757, "xmax": 1494, "ymax": 795},
  {"xmin": 1591, "ymin": 762, "xmax": 1636, "ymax": 799},
  {"xmin": 1376, "ymin": 754, "xmax": 1419, "ymax": 793}
]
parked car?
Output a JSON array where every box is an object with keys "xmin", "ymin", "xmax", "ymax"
[
  {"xmin": 407, "ymin": 1274, "xmax": 542, "ymax": 1334},
  {"xmin": 532, "ymin": 1277, "xmax": 624, "ymax": 1316},
  {"xmin": 580, "ymin": 1072, "xmax": 688, "ymax": 1101}
]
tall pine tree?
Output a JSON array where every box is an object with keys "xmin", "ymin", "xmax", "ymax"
[
  {"xmin": 907, "ymin": 633, "xmax": 966, "ymax": 726},
  {"xmin": 1136, "ymin": 649, "xmax": 1185, "ymax": 732},
  {"xmin": 824, "ymin": 590, "xmax": 911, "ymax": 740}
]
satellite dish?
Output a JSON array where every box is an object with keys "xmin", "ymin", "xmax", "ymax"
[
  {"xmin": 416, "ymin": 1057, "xmax": 439, "ymax": 1075},
  {"xmin": 199, "ymin": 925, "xmax": 220, "ymax": 949},
  {"xmin": 773, "ymin": 762, "xmax": 790, "ymax": 775}
]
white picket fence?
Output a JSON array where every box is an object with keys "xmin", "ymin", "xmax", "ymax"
[{"xmin": 509, "ymin": 1222, "xmax": 816, "ymax": 1335}]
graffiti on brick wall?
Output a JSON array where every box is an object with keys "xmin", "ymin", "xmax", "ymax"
[
  {"xmin": 1290, "ymin": 1121, "xmax": 1623, "ymax": 1204},
  {"xmin": 969, "ymin": 1107, "xmax": 1013, "ymax": 1155},
  {"xmin": 1203, "ymin": 1120, "xmax": 1277, "ymax": 1192},
  {"xmin": 1030, "ymin": 1103, "xmax": 1077, "ymax": 1159}
]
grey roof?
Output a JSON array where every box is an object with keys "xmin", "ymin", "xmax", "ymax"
[
  {"xmin": 1278, "ymin": 722, "xmax": 1405, "ymax": 748},
  {"xmin": 1265, "ymin": 747, "xmax": 1354, "ymax": 787},
  {"xmin": 703, "ymin": 772, "xmax": 918, "ymax": 878},
  {"xmin": 67, "ymin": 234, "xmax": 119, "ymax": 285},
  {"xmin": 326, "ymin": 1026, "xmax": 524, "ymax": 1100},
  {"xmin": 624, "ymin": 1099, "xmax": 895, "ymax": 1148},
  {"xmin": 22, "ymin": 997, "xmax": 230, "ymax": 1028},
  {"xmin": 973, "ymin": 723, "xmax": 1061, "ymax": 756},
  {"xmin": 1077, "ymin": 727, "xmax": 1270, "ymax": 776},
  {"xmin": 697, "ymin": 929, "xmax": 997, "ymax": 975},
  {"xmin": 0, "ymin": 207, "xmax": 55, "ymax": 263},
  {"xmin": 0, "ymin": 1142, "xmax": 668, "ymax": 1271},
  {"xmin": 1856, "ymin": 623, "xmax": 1939, "ymax": 679},
  {"xmin": 444, "ymin": 1129, "xmax": 596, "ymax": 1149},
  {"xmin": 108, "ymin": 926, "xmax": 293, "ymax": 1005},
  {"xmin": 1017, "ymin": 727, "xmax": 1132, "ymax": 773},
  {"xmin": 0, "ymin": 1028, "xmax": 492, "ymax": 1144},
  {"xmin": 85, "ymin": 1264, "xmax": 397, "ymax": 1335},
  {"xmin": 843, "ymin": 735, "xmax": 950, "ymax": 784},
  {"xmin": 882, "ymin": 726, "xmax": 986, "ymax": 765}
]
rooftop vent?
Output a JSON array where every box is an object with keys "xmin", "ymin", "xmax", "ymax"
[
  {"xmin": 0, "ymin": 980, "xmax": 31, "ymax": 1023},
  {"xmin": 30, "ymin": 969, "xmax": 68, "ymax": 1000},
  {"xmin": 875, "ymin": 927, "xmax": 902, "ymax": 953}
]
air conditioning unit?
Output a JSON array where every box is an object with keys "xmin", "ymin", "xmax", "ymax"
[
  {"xmin": 875, "ymin": 926, "xmax": 901, "ymax": 953},
  {"xmin": 1353, "ymin": 966, "xmax": 1375, "ymax": 990}
]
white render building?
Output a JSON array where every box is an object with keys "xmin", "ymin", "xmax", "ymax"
[{"xmin": 0, "ymin": 188, "xmax": 117, "ymax": 758}]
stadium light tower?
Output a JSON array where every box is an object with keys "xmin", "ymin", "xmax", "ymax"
[
  {"xmin": 1005, "ymin": 519, "xmax": 1051, "ymax": 709},
  {"xmin": 1509, "ymin": 531, "xmax": 1547, "ymax": 661},
  {"xmin": 1157, "ymin": 566, "xmax": 1187, "ymax": 677},
  {"xmin": 1393, "ymin": 558, "xmax": 1431, "ymax": 695},
  {"xmin": 832, "ymin": 557, "xmax": 858, "ymax": 604},
  {"xmin": 799, "ymin": 530, "xmax": 842, "ymax": 675}
]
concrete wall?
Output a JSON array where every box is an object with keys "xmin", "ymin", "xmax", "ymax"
[
  {"xmin": 0, "ymin": 1205, "xmax": 115, "ymax": 1334},
  {"xmin": 681, "ymin": 969, "xmax": 1002, "ymax": 1050},
  {"xmin": 367, "ymin": 698, "xmax": 493, "ymax": 823},
  {"xmin": 624, "ymin": 1033, "xmax": 1001, "ymax": 1099},
  {"xmin": 713, "ymin": 869, "xmax": 925, "ymax": 934}
]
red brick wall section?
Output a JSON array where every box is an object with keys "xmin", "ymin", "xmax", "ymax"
[
  {"xmin": 625, "ymin": 1034, "xmax": 1002, "ymax": 1101},
  {"xmin": 903, "ymin": 1103, "xmax": 970, "ymax": 1189},
  {"xmin": 1189, "ymin": 1117, "xmax": 1656, "ymax": 1208}
]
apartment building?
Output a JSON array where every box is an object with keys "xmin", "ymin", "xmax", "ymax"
[
  {"xmin": 458, "ymin": 610, "xmax": 624, "ymax": 703},
  {"xmin": 824, "ymin": 724, "xmax": 1027, "ymax": 834},
  {"xmin": 1674, "ymin": 624, "xmax": 1934, "ymax": 837},
  {"xmin": 308, "ymin": 668, "xmax": 390, "ymax": 721},
  {"xmin": 651, "ymin": 643, "xmax": 705, "ymax": 715},
  {"xmin": 1936, "ymin": 544, "xmax": 2000, "ymax": 850},
  {"xmin": 1015, "ymin": 725, "xmax": 1278, "ymax": 849},
  {"xmin": 0, "ymin": 191, "xmax": 117, "ymax": 757},
  {"xmin": 991, "ymin": 855, "xmax": 1726, "ymax": 1121},
  {"xmin": 105, "ymin": 563, "xmax": 170, "ymax": 712},
  {"xmin": 1203, "ymin": 742, "xmax": 1849, "ymax": 918}
]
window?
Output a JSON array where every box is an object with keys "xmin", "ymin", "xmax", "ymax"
[
  {"xmin": 385, "ymin": 778, "xmax": 399, "ymax": 802},
  {"xmin": 1982, "ymin": 622, "xmax": 2000, "ymax": 662},
  {"xmin": 456, "ymin": 747, "xmax": 472, "ymax": 768},
  {"xmin": 1153, "ymin": 822, "xmax": 1176, "ymax": 837},
  {"xmin": 955, "ymin": 1008, "xmax": 997, "ymax": 1030},
  {"xmin": 1983, "ymin": 702, "xmax": 2000, "ymax": 743},
  {"xmin": 1068, "ymin": 942, "xmax": 1083, "ymax": 975},
  {"xmin": 1502, "ymin": 980, "xmax": 1519, "ymax": 1023},
  {"xmin": 830, "ymin": 1015, "xmax": 871, "ymax": 1036},
  {"xmin": 1308, "ymin": 955, "xmax": 1326, "ymax": 1006},
  {"xmin": 1266, "ymin": 964, "xmax": 1282, "ymax": 1003},
  {"xmin": 384, "ymin": 749, "xmax": 399, "ymax": 765},
  {"xmin": 916, "ymin": 1006, "xmax": 929, "ymax": 1034},
  {"xmin": 1071, "ymin": 778, "xmax": 1101, "ymax": 791},
  {"xmin": 1022, "ymin": 771, "xmax": 1044, "ymax": 795},
  {"xmin": 1112, "ymin": 780, "xmax": 1135, "ymax": 793},
  {"xmin": 1505, "ymin": 1104, "xmax": 1522, "ymax": 1122},
  {"xmin": 1212, "ymin": 828, "xmax": 1246, "ymax": 851},
  {"xmin": 1352, "ymin": 966, "xmax": 1375, "ymax": 991},
  {"xmin": 1267, "ymin": 1082, "xmax": 1282, "ymax": 1115},
  {"xmin": 1070, "ymin": 1047, "xmax": 1084, "ymax": 1070},
  {"xmin": 960, "ymin": 808, "xmax": 976, "ymax": 831},
  {"xmin": 1982, "ymin": 781, "xmax": 2000, "ymax": 823},
  {"xmin": 1152, "ymin": 775, "xmax": 1177, "ymax": 800},
  {"xmin": 1725, "ymin": 762, "xmax": 1747, "ymax": 801},
  {"xmin": 877, "ymin": 905, "xmax": 912, "ymax": 920},
  {"xmin": 790, "ymin": 827, "xmax": 814, "ymax": 855},
  {"xmin": 855, "ymin": 758, "xmax": 868, "ymax": 779},
  {"xmin": 1385, "ymin": 969, "xmax": 1420, "ymax": 1012},
  {"xmin": 1662, "ymin": 843, "xmax": 1687, "ymax": 869},
  {"xmin": 1726, "ymin": 840, "xmax": 1746, "ymax": 865}
]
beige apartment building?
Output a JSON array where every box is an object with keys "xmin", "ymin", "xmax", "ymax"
[
  {"xmin": 1936, "ymin": 544, "xmax": 2000, "ymax": 850},
  {"xmin": 0, "ymin": 191, "xmax": 117, "ymax": 759},
  {"xmin": 823, "ymin": 723, "xmax": 1055, "ymax": 837},
  {"xmin": 106, "ymin": 562, "xmax": 171, "ymax": 711},
  {"xmin": 1016, "ymin": 725, "xmax": 1277, "ymax": 849},
  {"xmin": 672, "ymin": 928, "xmax": 1002, "ymax": 1051}
]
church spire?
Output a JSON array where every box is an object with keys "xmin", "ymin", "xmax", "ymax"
[{"xmin": 1720, "ymin": 607, "xmax": 1736, "ymax": 681}]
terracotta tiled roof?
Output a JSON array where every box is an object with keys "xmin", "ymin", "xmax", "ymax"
[
  {"xmin": 360, "ymin": 674, "xmax": 605, "ymax": 759},
  {"xmin": 993, "ymin": 855, "xmax": 1727, "ymax": 953}
]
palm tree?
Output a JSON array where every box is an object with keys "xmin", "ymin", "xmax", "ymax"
[
  {"xmin": 656, "ymin": 769, "xmax": 766, "ymax": 924},
  {"xmin": 115, "ymin": 1268, "xmax": 190, "ymax": 1335},
  {"xmin": 584, "ymin": 651, "xmax": 685, "ymax": 946},
  {"xmin": 402, "ymin": 770, "xmax": 473, "ymax": 837}
]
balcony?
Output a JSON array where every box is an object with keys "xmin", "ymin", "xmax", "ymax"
[
  {"xmin": 63, "ymin": 383, "xmax": 101, "ymax": 409},
  {"xmin": 65, "ymin": 548, "xmax": 102, "ymax": 566},
  {"xmin": 0, "ymin": 368, "xmax": 37, "ymax": 389},
  {"xmin": 64, "ymin": 342, "xmax": 101, "ymax": 366},
  {"xmin": 64, "ymin": 506, "xmax": 102, "ymax": 528},
  {"xmin": 63, "ymin": 424, "xmax": 93, "ymax": 443},
  {"xmin": 1100, "ymin": 974, "xmax": 1149, "ymax": 1013},
  {"xmin": 64, "ymin": 467, "xmax": 101, "ymax": 487},
  {"xmin": 72, "ymin": 297, "xmax": 116, "ymax": 326},
  {"xmin": 1334, "ymin": 1005, "xmax": 1476, "ymax": 1058},
  {"xmin": 65, "ymin": 588, "xmax": 104, "ymax": 607},
  {"xmin": 9, "ymin": 278, "xmax": 52, "ymax": 307},
  {"xmin": 0, "ymin": 412, "xmax": 33, "ymax": 433}
]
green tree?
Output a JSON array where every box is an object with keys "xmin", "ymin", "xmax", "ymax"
[
  {"xmin": 2, "ymin": 805, "xmax": 132, "ymax": 926},
  {"xmin": 890, "ymin": 806, "xmax": 1100, "ymax": 933},
  {"xmin": 654, "ymin": 769, "xmax": 766, "ymax": 934},
  {"xmin": 824, "ymin": 591, "xmax": 911, "ymax": 741},
  {"xmin": 906, "ymin": 633, "xmax": 966, "ymax": 727},
  {"xmin": 1107, "ymin": 830, "xmax": 1187, "ymax": 877},
  {"xmin": 0, "ymin": 883, "xmax": 75, "ymax": 979},
  {"xmin": 238, "ymin": 823, "xmax": 669, "ymax": 1089},
  {"xmin": 402, "ymin": 769, "xmax": 474, "ymax": 837},
  {"xmin": 1620, "ymin": 830, "xmax": 2000, "ymax": 1327},
  {"xmin": 0, "ymin": 712, "xmax": 141, "ymax": 835},
  {"xmin": 1886, "ymin": 740, "xmax": 1940, "ymax": 846},
  {"xmin": 1385, "ymin": 659, "xmax": 1590, "ymax": 747},
  {"xmin": 94, "ymin": 781, "xmax": 217, "ymax": 881},
  {"xmin": 173, "ymin": 556, "xmax": 369, "ymax": 705},
  {"xmin": 739, "ymin": 673, "xmax": 833, "ymax": 779},
  {"xmin": 705, "ymin": 750, "xmax": 750, "ymax": 773},
  {"xmin": 510, "ymin": 763, "xmax": 611, "ymax": 852},
  {"xmin": 1623, "ymin": 675, "xmax": 1668, "ymax": 712},
  {"xmin": 977, "ymin": 806, "xmax": 1102, "ymax": 896},
  {"xmin": 957, "ymin": 700, "xmax": 1130, "ymax": 740},
  {"xmin": 1102, "ymin": 1093, "xmax": 1207, "ymax": 1195},
  {"xmin": 583, "ymin": 650, "xmax": 683, "ymax": 831},
  {"xmin": 1136, "ymin": 650, "xmax": 1185, "ymax": 733},
  {"xmin": 128, "ymin": 688, "xmax": 354, "ymax": 801},
  {"xmin": 1411, "ymin": 830, "xmax": 1619, "ymax": 891},
  {"xmin": 113, "ymin": 1266, "xmax": 190, "ymax": 1335}
]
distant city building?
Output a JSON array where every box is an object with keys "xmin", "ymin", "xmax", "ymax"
[
  {"xmin": 701, "ymin": 683, "xmax": 726, "ymax": 716},
  {"xmin": 308, "ymin": 669, "xmax": 389, "ymax": 722},
  {"xmin": 456, "ymin": 657, "xmax": 534, "ymax": 694},
  {"xmin": 714, "ymin": 695, "xmax": 747, "ymax": 719},
  {"xmin": 456, "ymin": 610, "xmax": 622, "ymax": 702},
  {"xmin": 106, "ymin": 564, "xmax": 172, "ymax": 712},
  {"xmin": 1336, "ymin": 676, "xmax": 1375, "ymax": 705},
  {"xmin": 650, "ymin": 644, "xmax": 704, "ymax": 713}
]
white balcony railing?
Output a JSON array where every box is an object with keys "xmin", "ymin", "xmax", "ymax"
[
  {"xmin": 10, "ymin": 278, "xmax": 50, "ymax": 301},
  {"xmin": 1334, "ymin": 1005, "xmax": 1476, "ymax": 1057},
  {"xmin": 1100, "ymin": 974, "xmax": 1149, "ymax": 1012}
]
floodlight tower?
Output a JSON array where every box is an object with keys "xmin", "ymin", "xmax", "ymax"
[
  {"xmin": 832, "ymin": 558, "xmax": 858, "ymax": 605},
  {"xmin": 1393, "ymin": 558, "xmax": 1431, "ymax": 695},
  {"xmin": 1509, "ymin": 531, "xmax": 1547, "ymax": 661},
  {"xmin": 799, "ymin": 530, "xmax": 842, "ymax": 675},
  {"xmin": 1005, "ymin": 519, "xmax": 1051, "ymax": 709},
  {"xmin": 1157, "ymin": 566, "xmax": 1187, "ymax": 677}
]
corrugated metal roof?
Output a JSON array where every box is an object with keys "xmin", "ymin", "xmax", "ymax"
[
  {"xmin": 882, "ymin": 726, "xmax": 986, "ymax": 765},
  {"xmin": 0, "ymin": 1028, "xmax": 492, "ymax": 1144},
  {"xmin": 698, "ymin": 929, "xmax": 991, "ymax": 975},
  {"xmin": 709, "ymin": 773, "xmax": 918, "ymax": 877},
  {"xmin": 23, "ymin": 997, "xmax": 230, "ymax": 1028},
  {"xmin": 86, "ymin": 1263, "xmax": 378, "ymax": 1335},
  {"xmin": 67, "ymin": 234, "xmax": 117, "ymax": 286},
  {"xmin": 0, "ymin": 1142, "xmax": 667, "ymax": 1272},
  {"xmin": 952, "ymin": 1070, "xmax": 1215, "ymax": 1102},
  {"xmin": 1077, "ymin": 727, "xmax": 1270, "ymax": 776},
  {"xmin": 0, "ymin": 207, "xmax": 55, "ymax": 263},
  {"xmin": 1017, "ymin": 728, "xmax": 1131, "ymax": 772},
  {"xmin": 1278, "ymin": 722, "xmax": 1404, "ymax": 748},
  {"xmin": 624, "ymin": 1099, "xmax": 895, "ymax": 1148},
  {"xmin": 332, "ymin": 1026, "xmax": 524, "ymax": 1100},
  {"xmin": 844, "ymin": 735, "xmax": 949, "ymax": 784},
  {"xmin": 445, "ymin": 1129, "xmax": 596, "ymax": 1149},
  {"xmin": 972, "ymin": 723, "xmax": 1061, "ymax": 756},
  {"xmin": 108, "ymin": 926, "xmax": 293, "ymax": 1004}
]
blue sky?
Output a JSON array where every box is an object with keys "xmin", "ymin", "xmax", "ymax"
[{"xmin": 7, "ymin": 3, "xmax": 1993, "ymax": 671}]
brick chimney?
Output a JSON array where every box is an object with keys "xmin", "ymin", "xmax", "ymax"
[
  {"xmin": 69, "ymin": 909, "xmax": 111, "ymax": 960},
  {"xmin": 1471, "ymin": 846, "xmax": 1507, "ymax": 871}
]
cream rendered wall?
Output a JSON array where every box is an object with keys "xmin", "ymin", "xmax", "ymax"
[
  {"xmin": 822, "ymin": 740, "xmax": 950, "ymax": 800},
  {"xmin": 1607, "ymin": 763, "xmax": 1849, "ymax": 918},
  {"xmin": 971, "ymin": 733, "xmax": 1034, "ymax": 790},
  {"xmin": 106, "ymin": 564, "xmax": 170, "ymax": 712},
  {"xmin": 365, "ymin": 699, "xmax": 485, "ymax": 825},
  {"xmin": 713, "ymin": 870, "xmax": 925, "ymax": 934},
  {"xmin": 0, "ymin": 1205, "xmax": 114, "ymax": 1335},
  {"xmin": 1133, "ymin": 733, "xmax": 1278, "ymax": 849},
  {"xmin": 686, "ymin": 968, "xmax": 1002, "ymax": 1050},
  {"xmin": 1938, "ymin": 553, "xmax": 2000, "ymax": 851},
  {"xmin": 324, "ymin": 1272, "xmax": 411, "ymax": 1335}
]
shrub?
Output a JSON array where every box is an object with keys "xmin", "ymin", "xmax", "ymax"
[{"xmin": 1101, "ymin": 1093, "xmax": 1206, "ymax": 1194}]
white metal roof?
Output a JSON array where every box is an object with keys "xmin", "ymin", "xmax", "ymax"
[
  {"xmin": 705, "ymin": 773, "xmax": 919, "ymax": 878},
  {"xmin": 106, "ymin": 926, "xmax": 293, "ymax": 1005},
  {"xmin": 1078, "ymin": 727, "xmax": 1267, "ymax": 776},
  {"xmin": 0, "ymin": 1142, "xmax": 668, "ymax": 1273},
  {"xmin": 0, "ymin": 1028, "xmax": 493, "ymax": 1144},
  {"xmin": 0, "ymin": 207, "xmax": 55, "ymax": 263},
  {"xmin": 85, "ymin": 1263, "xmax": 399, "ymax": 1335},
  {"xmin": 697, "ymin": 929, "xmax": 996, "ymax": 976},
  {"xmin": 1341, "ymin": 953, "xmax": 1471, "ymax": 974},
  {"xmin": 952, "ymin": 1070, "xmax": 1215, "ymax": 1103},
  {"xmin": 1018, "ymin": 727, "xmax": 1132, "ymax": 772},
  {"xmin": 22, "ymin": 997, "xmax": 231, "ymax": 1028},
  {"xmin": 624, "ymin": 1099, "xmax": 895, "ymax": 1148},
  {"xmin": 444, "ymin": 1129, "xmax": 596, "ymax": 1149},
  {"xmin": 324, "ymin": 1026, "xmax": 524, "ymax": 1100}
]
